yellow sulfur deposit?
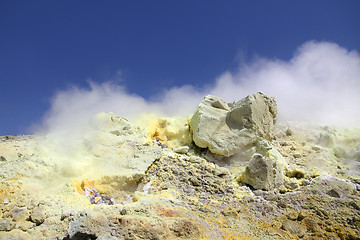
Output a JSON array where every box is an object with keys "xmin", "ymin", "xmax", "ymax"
[
  {"xmin": 135, "ymin": 113, "xmax": 192, "ymax": 149},
  {"xmin": 73, "ymin": 179, "xmax": 95, "ymax": 195}
]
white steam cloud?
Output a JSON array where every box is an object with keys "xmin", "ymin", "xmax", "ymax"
[{"xmin": 36, "ymin": 41, "xmax": 360, "ymax": 135}]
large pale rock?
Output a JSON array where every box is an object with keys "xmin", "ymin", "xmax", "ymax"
[
  {"xmin": 190, "ymin": 92, "xmax": 277, "ymax": 157},
  {"xmin": 227, "ymin": 92, "xmax": 277, "ymax": 139},
  {"xmin": 240, "ymin": 153, "xmax": 283, "ymax": 190}
]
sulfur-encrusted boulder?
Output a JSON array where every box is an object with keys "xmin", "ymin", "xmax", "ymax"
[{"xmin": 190, "ymin": 92, "xmax": 277, "ymax": 157}]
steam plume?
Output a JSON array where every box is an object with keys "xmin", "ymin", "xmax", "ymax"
[{"xmin": 36, "ymin": 41, "xmax": 360, "ymax": 135}]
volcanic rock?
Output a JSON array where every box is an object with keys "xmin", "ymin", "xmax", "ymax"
[
  {"xmin": 226, "ymin": 92, "xmax": 277, "ymax": 139},
  {"xmin": 308, "ymin": 175, "xmax": 357, "ymax": 199},
  {"xmin": 10, "ymin": 207, "xmax": 29, "ymax": 222},
  {"xmin": 1, "ymin": 93, "xmax": 360, "ymax": 239},
  {"xmin": 281, "ymin": 219, "xmax": 307, "ymax": 238},
  {"xmin": 240, "ymin": 153, "xmax": 283, "ymax": 190},
  {"xmin": 173, "ymin": 146, "xmax": 189, "ymax": 154},
  {"xmin": 0, "ymin": 218, "xmax": 15, "ymax": 231},
  {"xmin": 0, "ymin": 229, "xmax": 31, "ymax": 240},
  {"xmin": 68, "ymin": 210, "xmax": 111, "ymax": 239},
  {"xmin": 190, "ymin": 92, "xmax": 277, "ymax": 157},
  {"xmin": 82, "ymin": 112, "xmax": 162, "ymax": 193}
]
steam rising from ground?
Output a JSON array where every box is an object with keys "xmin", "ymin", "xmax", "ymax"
[{"xmin": 36, "ymin": 41, "xmax": 360, "ymax": 136}]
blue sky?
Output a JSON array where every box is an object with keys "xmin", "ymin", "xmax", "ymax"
[{"xmin": 1, "ymin": 1, "xmax": 360, "ymax": 135}]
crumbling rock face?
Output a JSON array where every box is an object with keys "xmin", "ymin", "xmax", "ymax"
[
  {"xmin": 139, "ymin": 150, "xmax": 244, "ymax": 202},
  {"xmin": 190, "ymin": 92, "xmax": 277, "ymax": 157}
]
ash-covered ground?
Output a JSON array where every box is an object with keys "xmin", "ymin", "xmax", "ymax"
[{"xmin": 1, "ymin": 93, "xmax": 359, "ymax": 240}]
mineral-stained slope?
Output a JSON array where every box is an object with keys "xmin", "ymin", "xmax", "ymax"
[{"xmin": 0, "ymin": 93, "xmax": 359, "ymax": 240}]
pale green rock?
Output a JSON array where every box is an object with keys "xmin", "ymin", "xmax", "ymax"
[{"xmin": 190, "ymin": 93, "xmax": 277, "ymax": 157}]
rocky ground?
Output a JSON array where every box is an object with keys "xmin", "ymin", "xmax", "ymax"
[{"xmin": 0, "ymin": 93, "xmax": 359, "ymax": 239}]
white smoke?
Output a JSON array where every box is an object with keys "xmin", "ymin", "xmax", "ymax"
[
  {"xmin": 35, "ymin": 41, "xmax": 360, "ymax": 135},
  {"xmin": 210, "ymin": 41, "xmax": 360, "ymax": 126}
]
